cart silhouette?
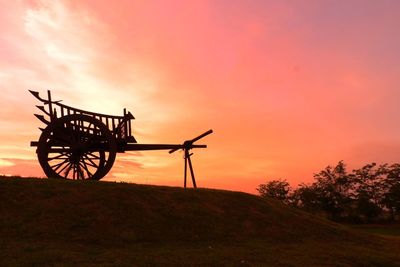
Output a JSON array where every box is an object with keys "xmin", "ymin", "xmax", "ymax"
[{"xmin": 30, "ymin": 90, "xmax": 212, "ymax": 188}]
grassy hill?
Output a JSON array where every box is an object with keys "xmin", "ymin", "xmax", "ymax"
[{"xmin": 1, "ymin": 177, "xmax": 400, "ymax": 266}]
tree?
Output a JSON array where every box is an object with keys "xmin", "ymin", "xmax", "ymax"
[
  {"xmin": 257, "ymin": 179, "xmax": 291, "ymax": 203},
  {"xmin": 312, "ymin": 161, "xmax": 353, "ymax": 220},
  {"xmin": 351, "ymin": 163, "xmax": 386, "ymax": 221},
  {"xmin": 382, "ymin": 164, "xmax": 400, "ymax": 220},
  {"xmin": 290, "ymin": 183, "xmax": 321, "ymax": 213}
]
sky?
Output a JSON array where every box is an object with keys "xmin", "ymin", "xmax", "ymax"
[{"xmin": 1, "ymin": 0, "xmax": 400, "ymax": 193}]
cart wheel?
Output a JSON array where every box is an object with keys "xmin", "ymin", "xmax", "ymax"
[{"xmin": 37, "ymin": 114, "xmax": 117, "ymax": 180}]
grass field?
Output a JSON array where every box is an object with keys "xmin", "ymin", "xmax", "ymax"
[
  {"xmin": 351, "ymin": 224, "xmax": 400, "ymax": 237},
  {"xmin": 1, "ymin": 177, "xmax": 400, "ymax": 266}
]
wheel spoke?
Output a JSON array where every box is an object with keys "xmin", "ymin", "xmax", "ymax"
[
  {"xmin": 75, "ymin": 164, "xmax": 80, "ymax": 180},
  {"xmin": 78, "ymin": 162, "xmax": 89, "ymax": 179},
  {"xmin": 56, "ymin": 161, "xmax": 71, "ymax": 175},
  {"xmin": 71, "ymin": 164, "xmax": 75, "ymax": 179},
  {"xmin": 83, "ymin": 154, "xmax": 100, "ymax": 168},
  {"xmin": 77, "ymin": 164, "xmax": 85, "ymax": 180},
  {"xmin": 74, "ymin": 164, "xmax": 78, "ymax": 180},
  {"xmin": 50, "ymin": 158, "xmax": 69, "ymax": 172},
  {"xmin": 83, "ymin": 161, "xmax": 97, "ymax": 168},
  {"xmin": 80, "ymin": 159, "xmax": 93, "ymax": 178},
  {"xmin": 87, "ymin": 152, "xmax": 101, "ymax": 160},
  {"xmin": 64, "ymin": 164, "xmax": 72, "ymax": 178},
  {"xmin": 74, "ymin": 164, "xmax": 77, "ymax": 180},
  {"xmin": 48, "ymin": 152, "xmax": 70, "ymax": 161},
  {"xmin": 49, "ymin": 156, "xmax": 69, "ymax": 161}
]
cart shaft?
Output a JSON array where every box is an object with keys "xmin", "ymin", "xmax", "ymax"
[{"xmin": 123, "ymin": 143, "xmax": 206, "ymax": 151}]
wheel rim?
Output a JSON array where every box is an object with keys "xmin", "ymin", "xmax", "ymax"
[{"xmin": 37, "ymin": 114, "xmax": 116, "ymax": 180}]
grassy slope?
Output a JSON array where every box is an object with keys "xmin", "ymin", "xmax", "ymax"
[{"xmin": 1, "ymin": 177, "xmax": 399, "ymax": 266}]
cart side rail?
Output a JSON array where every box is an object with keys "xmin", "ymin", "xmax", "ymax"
[{"xmin": 30, "ymin": 90, "xmax": 136, "ymax": 142}]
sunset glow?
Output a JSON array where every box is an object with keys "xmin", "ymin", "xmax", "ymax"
[{"xmin": 1, "ymin": 0, "xmax": 400, "ymax": 193}]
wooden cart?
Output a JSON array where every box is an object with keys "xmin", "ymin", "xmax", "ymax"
[{"xmin": 30, "ymin": 90, "xmax": 212, "ymax": 187}]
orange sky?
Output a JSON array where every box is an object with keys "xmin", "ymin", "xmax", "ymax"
[{"xmin": 1, "ymin": 0, "xmax": 400, "ymax": 193}]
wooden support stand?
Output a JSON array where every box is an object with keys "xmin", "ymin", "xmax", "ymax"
[{"xmin": 184, "ymin": 148, "xmax": 197, "ymax": 188}]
